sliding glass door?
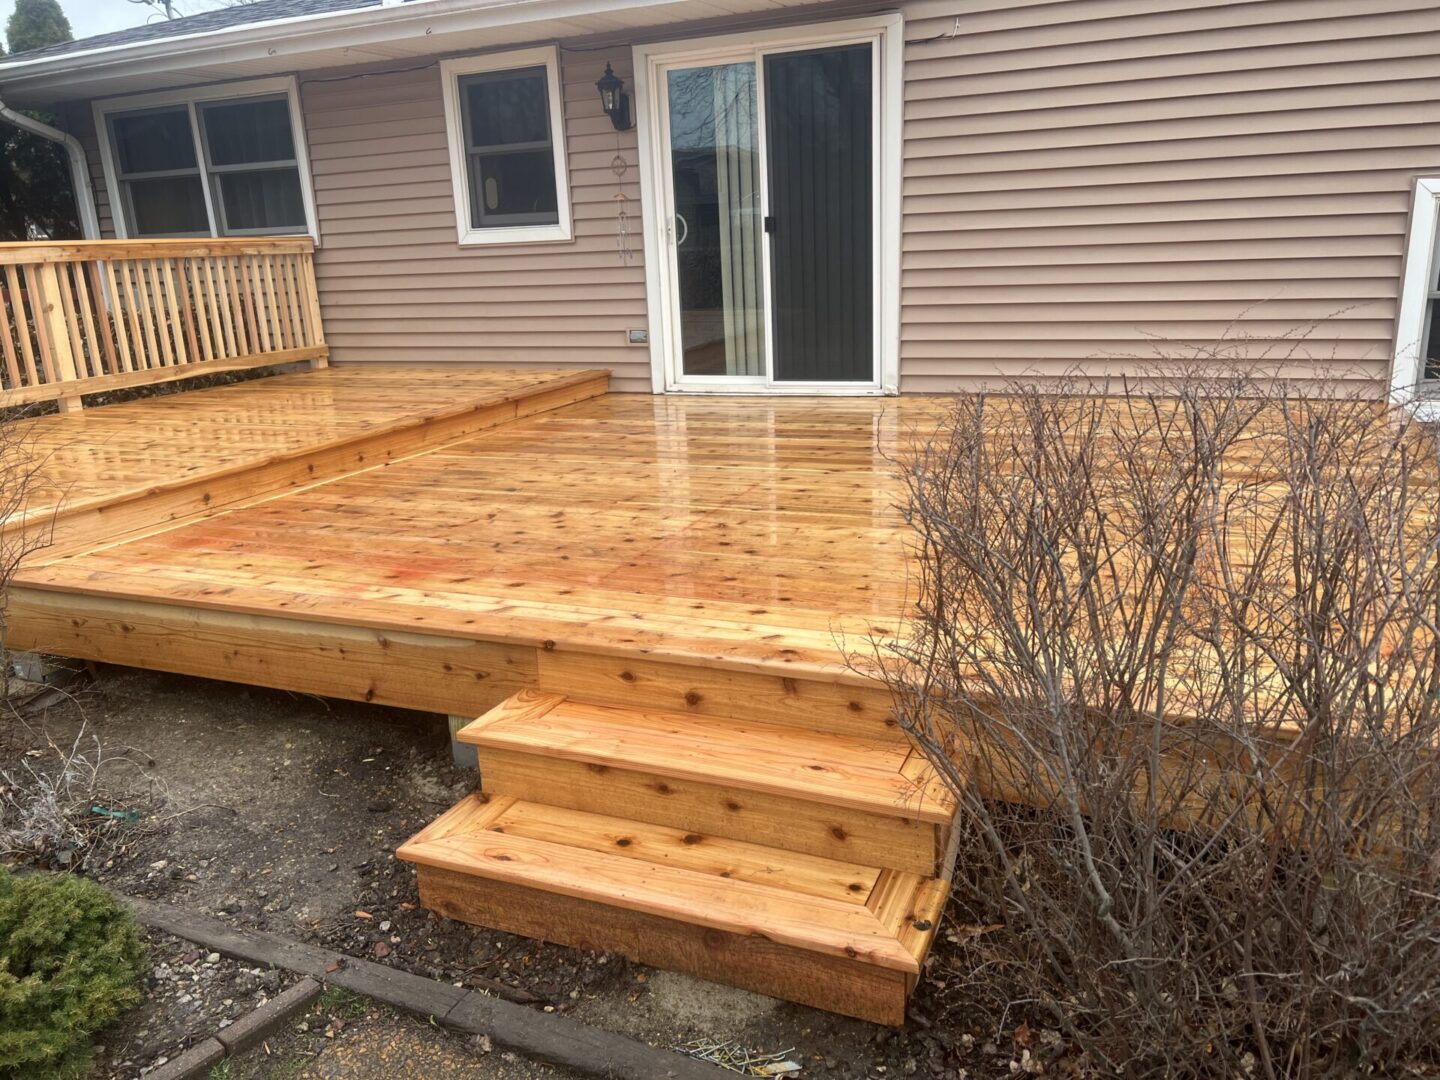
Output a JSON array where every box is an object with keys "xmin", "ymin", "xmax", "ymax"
[
  {"xmin": 764, "ymin": 45, "xmax": 873, "ymax": 383},
  {"xmin": 666, "ymin": 61, "xmax": 765, "ymax": 378},
  {"xmin": 655, "ymin": 36, "xmax": 877, "ymax": 389}
]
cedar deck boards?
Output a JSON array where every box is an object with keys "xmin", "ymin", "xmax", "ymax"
[
  {"xmin": 6, "ymin": 366, "xmax": 611, "ymax": 559},
  {"xmin": 12, "ymin": 390, "xmax": 952, "ymax": 678},
  {"xmin": 3, "ymin": 385, "xmax": 956, "ymax": 1024}
]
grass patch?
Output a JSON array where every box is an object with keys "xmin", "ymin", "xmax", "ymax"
[{"xmin": 317, "ymin": 987, "xmax": 370, "ymax": 1022}]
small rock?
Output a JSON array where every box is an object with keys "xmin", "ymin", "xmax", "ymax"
[{"xmin": 373, "ymin": 942, "xmax": 391, "ymax": 959}]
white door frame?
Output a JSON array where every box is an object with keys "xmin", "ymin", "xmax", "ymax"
[{"xmin": 633, "ymin": 13, "xmax": 903, "ymax": 395}]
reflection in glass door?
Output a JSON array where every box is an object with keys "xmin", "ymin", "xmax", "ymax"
[{"xmin": 666, "ymin": 62, "xmax": 765, "ymax": 378}]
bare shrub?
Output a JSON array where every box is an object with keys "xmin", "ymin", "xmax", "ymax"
[
  {"xmin": 884, "ymin": 370, "xmax": 1440, "ymax": 1077},
  {"xmin": 0, "ymin": 719, "xmax": 166, "ymax": 870},
  {"xmin": 0, "ymin": 405, "xmax": 56, "ymax": 686}
]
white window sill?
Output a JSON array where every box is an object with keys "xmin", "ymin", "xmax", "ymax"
[
  {"xmin": 1409, "ymin": 396, "xmax": 1440, "ymax": 424},
  {"xmin": 456, "ymin": 223, "xmax": 572, "ymax": 247}
]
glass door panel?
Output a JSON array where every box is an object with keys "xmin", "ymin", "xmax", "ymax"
[
  {"xmin": 764, "ymin": 44, "xmax": 873, "ymax": 382},
  {"xmin": 666, "ymin": 61, "xmax": 766, "ymax": 378}
]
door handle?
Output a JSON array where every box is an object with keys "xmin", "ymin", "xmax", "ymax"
[
  {"xmin": 763, "ymin": 215, "xmax": 776, "ymax": 234},
  {"xmin": 674, "ymin": 213, "xmax": 689, "ymax": 247}
]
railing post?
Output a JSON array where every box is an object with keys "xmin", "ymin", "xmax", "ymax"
[
  {"xmin": 34, "ymin": 262, "xmax": 83, "ymax": 413},
  {"xmin": 301, "ymin": 251, "xmax": 327, "ymax": 369}
]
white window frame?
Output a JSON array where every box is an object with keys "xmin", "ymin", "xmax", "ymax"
[
  {"xmin": 94, "ymin": 76, "xmax": 320, "ymax": 244},
  {"xmin": 1393, "ymin": 176, "xmax": 1440, "ymax": 420},
  {"xmin": 439, "ymin": 46, "xmax": 573, "ymax": 247}
]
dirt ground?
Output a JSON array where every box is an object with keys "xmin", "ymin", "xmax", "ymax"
[
  {"xmin": 0, "ymin": 664, "xmax": 1022, "ymax": 1079},
  {"xmin": 222, "ymin": 987, "xmax": 579, "ymax": 1079}
]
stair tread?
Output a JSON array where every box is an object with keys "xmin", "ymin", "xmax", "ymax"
[
  {"xmin": 458, "ymin": 691, "xmax": 955, "ymax": 824},
  {"xmin": 399, "ymin": 794, "xmax": 947, "ymax": 974}
]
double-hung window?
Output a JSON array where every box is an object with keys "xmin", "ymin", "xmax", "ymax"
[
  {"xmin": 440, "ymin": 47, "xmax": 573, "ymax": 246},
  {"xmin": 1393, "ymin": 178, "xmax": 1440, "ymax": 416},
  {"xmin": 96, "ymin": 78, "xmax": 318, "ymax": 241}
]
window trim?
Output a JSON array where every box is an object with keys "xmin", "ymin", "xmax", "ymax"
[
  {"xmin": 93, "ymin": 76, "xmax": 321, "ymax": 244},
  {"xmin": 1393, "ymin": 176, "xmax": 1440, "ymax": 417},
  {"xmin": 106, "ymin": 104, "xmax": 211, "ymax": 239},
  {"xmin": 439, "ymin": 46, "xmax": 573, "ymax": 247}
]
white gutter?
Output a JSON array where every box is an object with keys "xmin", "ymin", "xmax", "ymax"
[
  {"xmin": 0, "ymin": 0, "xmax": 685, "ymax": 92},
  {"xmin": 0, "ymin": 95, "xmax": 99, "ymax": 239}
]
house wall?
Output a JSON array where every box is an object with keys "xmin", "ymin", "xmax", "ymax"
[
  {"xmin": 66, "ymin": 0, "xmax": 1440, "ymax": 395},
  {"xmin": 896, "ymin": 0, "xmax": 1440, "ymax": 394},
  {"xmin": 300, "ymin": 53, "xmax": 653, "ymax": 391},
  {"xmin": 58, "ymin": 102, "xmax": 115, "ymax": 239}
]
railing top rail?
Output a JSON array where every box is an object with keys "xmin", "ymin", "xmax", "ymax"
[{"xmin": 0, "ymin": 236, "xmax": 315, "ymax": 266}]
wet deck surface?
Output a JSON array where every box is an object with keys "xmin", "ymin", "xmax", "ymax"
[{"xmin": 16, "ymin": 391, "xmax": 950, "ymax": 672}]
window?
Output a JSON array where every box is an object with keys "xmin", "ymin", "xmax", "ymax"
[
  {"xmin": 1393, "ymin": 178, "xmax": 1440, "ymax": 414},
  {"xmin": 96, "ymin": 78, "xmax": 318, "ymax": 241},
  {"xmin": 440, "ymin": 47, "xmax": 573, "ymax": 245}
]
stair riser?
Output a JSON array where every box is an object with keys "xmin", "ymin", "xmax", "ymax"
[
  {"xmin": 536, "ymin": 651, "xmax": 902, "ymax": 741},
  {"xmin": 416, "ymin": 863, "xmax": 913, "ymax": 1026},
  {"xmin": 480, "ymin": 749, "xmax": 947, "ymax": 877}
]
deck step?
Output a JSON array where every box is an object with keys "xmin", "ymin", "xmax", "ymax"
[
  {"xmin": 457, "ymin": 690, "xmax": 955, "ymax": 876},
  {"xmin": 398, "ymin": 794, "xmax": 948, "ymax": 1025}
]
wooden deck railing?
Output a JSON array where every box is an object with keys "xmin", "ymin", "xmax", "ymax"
[{"xmin": 0, "ymin": 237, "xmax": 328, "ymax": 412}]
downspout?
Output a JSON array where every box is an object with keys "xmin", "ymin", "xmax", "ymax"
[{"xmin": 0, "ymin": 93, "xmax": 100, "ymax": 239}]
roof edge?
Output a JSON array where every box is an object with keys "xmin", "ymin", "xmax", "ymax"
[{"xmin": 0, "ymin": 0, "xmax": 672, "ymax": 94}]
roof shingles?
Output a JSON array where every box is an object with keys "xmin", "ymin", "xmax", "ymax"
[{"xmin": 4, "ymin": 0, "xmax": 381, "ymax": 62}]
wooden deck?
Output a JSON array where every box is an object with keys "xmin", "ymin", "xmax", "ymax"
[
  {"xmin": 4, "ymin": 370, "xmax": 954, "ymax": 1025},
  {"xmin": 12, "ymin": 388, "xmax": 947, "ymax": 688},
  {"xmin": 6, "ymin": 366, "xmax": 1434, "ymax": 1025},
  {"xmin": 8, "ymin": 367, "xmax": 609, "ymax": 559}
]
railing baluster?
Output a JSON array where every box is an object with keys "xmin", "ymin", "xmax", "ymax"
[
  {"xmin": 85, "ymin": 262, "xmax": 119, "ymax": 378},
  {"xmin": 0, "ymin": 271, "xmax": 22, "ymax": 390},
  {"xmin": 172, "ymin": 258, "xmax": 201, "ymax": 365},
  {"xmin": 206, "ymin": 256, "xmax": 236, "ymax": 358},
  {"xmin": 100, "ymin": 261, "xmax": 134, "ymax": 375},
  {"xmin": 156, "ymin": 258, "xmax": 183, "ymax": 367},
  {"xmin": 71, "ymin": 264, "xmax": 101, "ymax": 378},
  {"xmin": 7, "ymin": 265, "xmax": 41, "ymax": 387},
  {"xmin": 247, "ymin": 255, "xmax": 271, "ymax": 352},
  {"xmin": 226, "ymin": 257, "xmax": 250, "ymax": 356},
  {"xmin": 55, "ymin": 263, "xmax": 86, "ymax": 378},
  {"xmin": 189, "ymin": 259, "xmax": 215, "ymax": 363},
  {"xmin": 283, "ymin": 255, "xmax": 304, "ymax": 350},
  {"xmin": 133, "ymin": 262, "xmax": 162, "ymax": 370},
  {"xmin": 0, "ymin": 238, "xmax": 325, "ymax": 408}
]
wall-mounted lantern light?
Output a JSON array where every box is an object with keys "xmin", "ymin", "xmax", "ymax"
[{"xmin": 596, "ymin": 62, "xmax": 632, "ymax": 131}]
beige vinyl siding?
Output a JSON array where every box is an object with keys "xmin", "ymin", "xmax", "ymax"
[
  {"xmin": 302, "ymin": 52, "xmax": 651, "ymax": 391},
  {"xmin": 58, "ymin": 0, "xmax": 1440, "ymax": 396},
  {"xmin": 58, "ymin": 101, "xmax": 115, "ymax": 238},
  {"xmin": 897, "ymin": 0, "xmax": 1440, "ymax": 394}
]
